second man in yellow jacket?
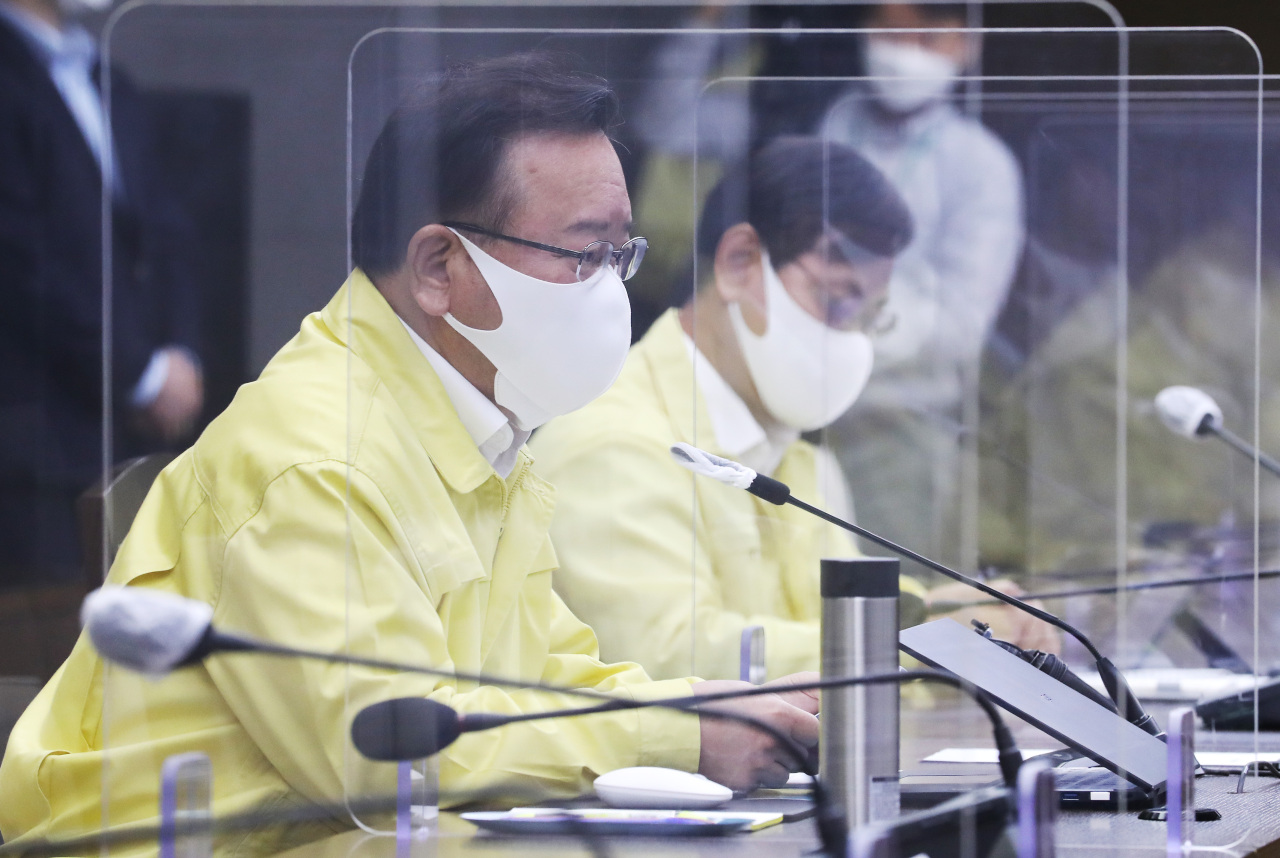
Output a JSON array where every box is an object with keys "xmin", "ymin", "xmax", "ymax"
[{"xmin": 533, "ymin": 136, "xmax": 1056, "ymax": 681}]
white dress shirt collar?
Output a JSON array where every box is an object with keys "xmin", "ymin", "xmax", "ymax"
[
  {"xmin": 399, "ymin": 320, "xmax": 529, "ymax": 479},
  {"xmin": 684, "ymin": 334, "xmax": 798, "ymax": 478}
]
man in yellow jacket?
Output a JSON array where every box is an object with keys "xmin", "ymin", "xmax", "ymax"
[
  {"xmin": 0, "ymin": 53, "xmax": 820, "ymax": 852},
  {"xmin": 533, "ymin": 137, "xmax": 1057, "ymax": 682}
]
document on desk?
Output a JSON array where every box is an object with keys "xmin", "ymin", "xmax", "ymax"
[{"xmin": 926, "ymin": 748, "xmax": 1280, "ymax": 768}]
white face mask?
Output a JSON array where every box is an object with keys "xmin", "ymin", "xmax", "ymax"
[
  {"xmin": 445, "ymin": 230, "xmax": 632, "ymax": 431},
  {"xmin": 728, "ymin": 253, "xmax": 875, "ymax": 431},
  {"xmin": 863, "ymin": 38, "xmax": 959, "ymax": 114}
]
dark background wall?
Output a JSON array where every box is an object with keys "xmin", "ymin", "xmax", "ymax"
[{"xmin": 1109, "ymin": 0, "xmax": 1278, "ymax": 71}]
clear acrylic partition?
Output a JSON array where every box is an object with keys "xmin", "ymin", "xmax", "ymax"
[{"xmin": 82, "ymin": 0, "xmax": 1267, "ymax": 853}]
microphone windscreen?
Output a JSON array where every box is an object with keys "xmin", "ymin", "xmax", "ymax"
[
  {"xmin": 351, "ymin": 697, "xmax": 462, "ymax": 762},
  {"xmin": 81, "ymin": 587, "xmax": 214, "ymax": 676},
  {"xmin": 1154, "ymin": 386, "xmax": 1222, "ymax": 439},
  {"xmin": 670, "ymin": 443, "xmax": 756, "ymax": 489}
]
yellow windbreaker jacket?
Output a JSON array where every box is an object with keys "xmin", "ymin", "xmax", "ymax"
[
  {"xmin": 532, "ymin": 311, "xmax": 927, "ymax": 682},
  {"xmin": 0, "ymin": 272, "xmax": 699, "ymax": 853}
]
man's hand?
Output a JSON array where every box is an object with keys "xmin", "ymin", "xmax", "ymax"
[
  {"xmin": 693, "ymin": 672, "xmax": 820, "ymax": 791},
  {"xmin": 142, "ymin": 347, "xmax": 204, "ymax": 442},
  {"xmin": 926, "ymin": 579, "xmax": 1061, "ymax": 655}
]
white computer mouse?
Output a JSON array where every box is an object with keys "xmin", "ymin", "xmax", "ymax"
[{"xmin": 593, "ymin": 766, "xmax": 733, "ymax": 809}]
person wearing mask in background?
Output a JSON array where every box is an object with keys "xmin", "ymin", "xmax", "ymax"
[
  {"xmin": 821, "ymin": 2, "xmax": 1024, "ymax": 583},
  {"xmin": 533, "ymin": 136, "xmax": 1053, "ymax": 683},
  {"xmin": 0, "ymin": 0, "xmax": 205, "ymax": 590},
  {"xmin": 0, "ymin": 53, "xmax": 822, "ymax": 852}
]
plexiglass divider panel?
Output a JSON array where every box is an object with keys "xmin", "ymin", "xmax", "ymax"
[{"xmin": 68, "ymin": 3, "xmax": 1267, "ymax": 853}]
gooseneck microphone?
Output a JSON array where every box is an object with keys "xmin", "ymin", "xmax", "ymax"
[
  {"xmin": 1155, "ymin": 385, "xmax": 1280, "ymax": 478},
  {"xmin": 670, "ymin": 443, "xmax": 1162, "ymax": 737},
  {"xmin": 350, "ymin": 673, "xmax": 1023, "ymax": 858},
  {"xmin": 351, "ymin": 669, "xmax": 1024, "ymax": 791},
  {"xmin": 980, "ymin": 631, "xmax": 1118, "ymax": 714},
  {"xmin": 83, "ymin": 588, "xmax": 849, "ymax": 854},
  {"xmin": 84, "ymin": 588, "xmax": 1023, "ymax": 858},
  {"xmin": 82, "ymin": 587, "xmax": 629, "ymax": 701}
]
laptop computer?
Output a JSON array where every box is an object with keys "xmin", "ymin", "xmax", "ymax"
[
  {"xmin": 1196, "ymin": 676, "xmax": 1280, "ymax": 730},
  {"xmin": 899, "ymin": 618, "xmax": 1172, "ymax": 810}
]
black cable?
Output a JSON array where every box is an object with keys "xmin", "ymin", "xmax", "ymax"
[
  {"xmin": 761, "ymin": 487, "xmax": 1160, "ymax": 737},
  {"xmin": 351, "ymin": 669, "xmax": 1024, "ymax": 858},
  {"xmin": 948, "ymin": 568, "xmax": 1280, "ymax": 605},
  {"xmin": 472, "ymin": 669, "xmax": 1024, "ymax": 794},
  {"xmin": 784, "ymin": 494, "xmax": 1106, "ymax": 665}
]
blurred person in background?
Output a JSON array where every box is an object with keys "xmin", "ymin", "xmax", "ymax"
[
  {"xmin": 979, "ymin": 153, "xmax": 1280, "ymax": 667},
  {"xmin": 625, "ymin": 3, "xmax": 754, "ymax": 336},
  {"xmin": 0, "ymin": 0, "xmax": 205, "ymax": 588},
  {"xmin": 821, "ymin": 2, "xmax": 1024, "ymax": 578},
  {"xmin": 625, "ymin": 3, "xmax": 867, "ymax": 337}
]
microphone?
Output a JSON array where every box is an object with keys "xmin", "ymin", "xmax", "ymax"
[
  {"xmin": 82, "ymin": 587, "xmax": 848, "ymax": 857},
  {"xmin": 82, "ymin": 587, "xmax": 629, "ymax": 702},
  {"xmin": 350, "ymin": 670, "xmax": 1025, "ymax": 793},
  {"xmin": 81, "ymin": 587, "xmax": 256, "ymax": 676},
  {"xmin": 85, "ymin": 587, "xmax": 1023, "ymax": 857},
  {"xmin": 980, "ymin": 631, "xmax": 1119, "ymax": 714},
  {"xmin": 1154, "ymin": 385, "xmax": 1280, "ymax": 477},
  {"xmin": 670, "ymin": 443, "xmax": 1162, "ymax": 737},
  {"xmin": 349, "ymin": 672, "xmax": 1025, "ymax": 858}
]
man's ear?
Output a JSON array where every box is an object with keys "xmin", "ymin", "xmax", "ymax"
[
  {"xmin": 405, "ymin": 224, "xmax": 462, "ymax": 317},
  {"xmin": 713, "ymin": 222, "xmax": 765, "ymax": 307}
]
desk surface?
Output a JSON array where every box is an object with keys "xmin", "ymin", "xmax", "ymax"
[
  {"xmin": 280, "ymin": 778, "xmax": 1280, "ymax": 858},
  {"xmin": 277, "ymin": 699, "xmax": 1280, "ymax": 858}
]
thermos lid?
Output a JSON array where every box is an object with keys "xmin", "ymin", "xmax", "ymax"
[{"xmin": 820, "ymin": 557, "xmax": 900, "ymax": 599}]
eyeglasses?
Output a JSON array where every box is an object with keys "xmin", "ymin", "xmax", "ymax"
[
  {"xmin": 793, "ymin": 259, "xmax": 897, "ymax": 336},
  {"xmin": 444, "ymin": 221, "xmax": 648, "ymax": 283}
]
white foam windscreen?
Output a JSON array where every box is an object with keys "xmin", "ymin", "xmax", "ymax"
[
  {"xmin": 669, "ymin": 442, "xmax": 757, "ymax": 489},
  {"xmin": 1154, "ymin": 386, "xmax": 1222, "ymax": 440},
  {"xmin": 81, "ymin": 587, "xmax": 214, "ymax": 676}
]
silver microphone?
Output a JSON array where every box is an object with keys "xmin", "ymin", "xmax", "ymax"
[
  {"xmin": 669, "ymin": 443, "xmax": 790, "ymax": 504},
  {"xmin": 1154, "ymin": 385, "xmax": 1222, "ymax": 439},
  {"xmin": 1154, "ymin": 385, "xmax": 1280, "ymax": 477}
]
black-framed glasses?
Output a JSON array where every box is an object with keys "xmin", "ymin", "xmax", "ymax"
[{"xmin": 444, "ymin": 221, "xmax": 648, "ymax": 283}]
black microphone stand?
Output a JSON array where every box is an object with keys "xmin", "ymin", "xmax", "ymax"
[
  {"xmin": 143, "ymin": 623, "xmax": 857, "ymax": 856},
  {"xmin": 354, "ymin": 670, "xmax": 1026, "ymax": 858},
  {"xmin": 1196, "ymin": 415, "xmax": 1280, "ymax": 478},
  {"xmin": 744, "ymin": 472, "xmax": 1162, "ymax": 737}
]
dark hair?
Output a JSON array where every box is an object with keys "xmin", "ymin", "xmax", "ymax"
[
  {"xmin": 694, "ymin": 136, "xmax": 913, "ymax": 276},
  {"xmin": 351, "ymin": 51, "xmax": 620, "ymax": 277}
]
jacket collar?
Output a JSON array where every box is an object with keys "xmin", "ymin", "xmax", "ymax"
[
  {"xmin": 641, "ymin": 308, "xmax": 816, "ymax": 487},
  {"xmin": 320, "ymin": 270, "xmax": 504, "ymax": 495}
]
